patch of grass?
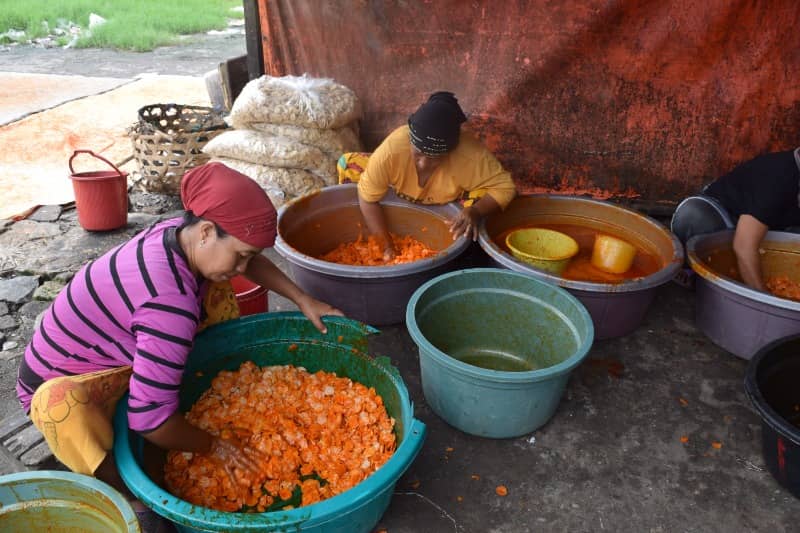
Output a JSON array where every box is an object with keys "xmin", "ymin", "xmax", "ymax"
[{"xmin": 0, "ymin": 0, "xmax": 242, "ymax": 51}]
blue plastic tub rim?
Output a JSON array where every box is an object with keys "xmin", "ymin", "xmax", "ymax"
[
  {"xmin": 744, "ymin": 333, "xmax": 800, "ymax": 447},
  {"xmin": 0, "ymin": 470, "xmax": 140, "ymax": 532},
  {"xmin": 406, "ymin": 268, "xmax": 595, "ymax": 384},
  {"xmin": 115, "ymin": 414, "xmax": 425, "ymax": 531},
  {"xmin": 113, "ymin": 312, "xmax": 426, "ymax": 532}
]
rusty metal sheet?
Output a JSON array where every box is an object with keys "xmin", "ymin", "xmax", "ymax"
[{"xmin": 256, "ymin": 0, "xmax": 800, "ymax": 205}]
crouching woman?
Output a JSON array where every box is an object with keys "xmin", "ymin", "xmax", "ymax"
[{"xmin": 16, "ymin": 162, "xmax": 342, "ymax": 488}]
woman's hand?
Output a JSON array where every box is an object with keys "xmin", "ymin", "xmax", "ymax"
[
  {"xmin": 382, "ymin": 240, "xmax": 397, "ymax": 262},
  {"xmin": 241, "ymin": 255, "xmax": 344, "ymax": 332},
  {"xmin": 143, "ymin": 414, "xmax": 263, "ymax": 486},
  {"xmin": 296, "ymin": 294, "xmax": 345, "ymax": 334},
  {"xmin": 359, "ymin": 196, "xmax": 396, "ymax": 261},
  {"xmin": 208, "ymin": 434, "xmax": 264, "ymax": 486},
  {"xmin": 448, "ymin": 206, "xmax": 481, "ymax": 241}
]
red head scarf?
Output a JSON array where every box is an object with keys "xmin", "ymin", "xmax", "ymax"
[{"xmin": 180, "ymin": 162, "xmax": 277, "ymax": 249}]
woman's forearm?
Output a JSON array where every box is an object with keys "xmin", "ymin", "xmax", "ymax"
[
  {"xmin": 141, "ymin": 412, "xmax": 213, "ymax": 453},
  {"xmin": 358, "ymin": 197, "xmax": 393, "ymax": 251},
  {"xmin": 735, "ymin": 248, "xmax": 766, "ymax": 291},
  {"xmin": 733, "ymin": 214, "xmax": 768, "ymax": 291},
  {"xmin": 244, "ymin": 254, "xmax": 306, "ymax": 303},
  {"xmin": 470, "ymin": 193, "xmax": 501, "ymax": 218},
  {"xmin": 143, "ymin": 411, "xmax": 265, "ymax": 478},
  {"xmin": 244, "ymin": 253, "xmax": 342, "ymax": 332}
]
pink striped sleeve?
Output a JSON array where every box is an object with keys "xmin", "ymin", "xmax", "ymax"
[{"xmin": 127, "ymin": 293, "xmax": 200, "ymax": 432}]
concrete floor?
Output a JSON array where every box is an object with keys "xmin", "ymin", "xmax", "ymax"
[
  {"xmin": 265, "ymin": 250, "xmax": 800, "ymax": 533},
  {"xmin": 3, "ymin": 241, "xmax": 798, "ymax": 531},
  {"xmin": 0, "ymin": 29, "xmax": 244, "ymax": 219},
  {"xmin": 2, "ymin": 32, "xmax": 798, "ymax": 533}
]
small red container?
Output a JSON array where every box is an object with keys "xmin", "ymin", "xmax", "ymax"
[
  {"xmin": 230, "ymin": 275, "xmax": 268, "ymax": 316},
  {"xmin": 69, "ymin": 150, "xmax": 128, "ymax": 231}
]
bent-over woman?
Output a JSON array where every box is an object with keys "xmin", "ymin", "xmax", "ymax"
[
  {"xmin": 16, "ymin": 162, "xmax": 343, "ymax": 489},
  {"xmin": 355, "ymin": 91, "xmax": 517, "ymax": 260}
]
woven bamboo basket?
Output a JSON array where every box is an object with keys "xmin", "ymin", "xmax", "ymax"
[{"xmin": 128, "ymin": 104, "xmax": 228, "ymax": 194}]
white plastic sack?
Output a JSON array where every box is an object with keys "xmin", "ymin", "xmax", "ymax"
[
  {"xmin": 211, "ymin": 158, "xmax": 286, "ymax": 207},
  {"xmin": 229, "ymin": 74, "xmax": 361, "ymax": 130},
  {"xmin": 213, "ymin": 158, "xmax": 325, "ymax": 203},
  {"xmin": 309, "ymin": 159, "xmax": 338, "ymax": 187},
  {"xmin": 249, "ymin": 123, "xmax": 362, "ymax": 159},
  {"xmin": 203, "ymin": 129, "xmax": 326, "ymax": 172}
]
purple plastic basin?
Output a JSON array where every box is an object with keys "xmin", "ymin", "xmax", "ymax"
[
  {"xmin": 478, "ymin": 195, "xmax": 683, "ymax": 339},
  {"xmin": 274, "ymin": 184, "xmax": 470, "ymax": 326},
  {"xmin": 687, "ymin": 230, "xmax": 800, "ymax": 359}
]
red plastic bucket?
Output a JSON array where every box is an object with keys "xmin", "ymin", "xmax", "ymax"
[
  {"xmin": 69, "ymin": 150, "xmax": 128, "ymax": 231},
  {"xmin": 230, "ymin": 275, "xmax": 268, "ymax": 316}
]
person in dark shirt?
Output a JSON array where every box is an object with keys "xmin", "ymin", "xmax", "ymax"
[{"xmin": 671, "ymin": 148, "xmax": 800, "ymax": 290}]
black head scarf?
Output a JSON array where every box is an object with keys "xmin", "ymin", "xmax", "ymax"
[{"xmin": 408, "ymin": 91, "xmax": 467, "ymax": 156}]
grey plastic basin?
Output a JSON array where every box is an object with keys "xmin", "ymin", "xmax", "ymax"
[
  {"xmin": 274, "ymin": 184, "xmax": 470, "ymax": 325},
  {"xmin": 687, "ymin": 230, "xmax": 800, "ymax": 359},
  {"xmin": 478, "ymin": 194, "xmax": 683, "ymax": 339}
]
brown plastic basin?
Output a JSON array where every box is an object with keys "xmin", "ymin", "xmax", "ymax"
[
  {"xmin": 274, "ymin": 184, "xmax": 470, "ymax": 325},
  {"xmin": 478, "ymin": 195, "xmax": 683, "ymax": 339},
  {"xmin": 687, "ymin": 230, "xmax": 800, "ymax": 359}
]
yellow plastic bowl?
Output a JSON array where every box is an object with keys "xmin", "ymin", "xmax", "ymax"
[
  {"xmin": 506, "ymin": 228, "xmax": 579, "ymax": 274},
  {"xmin": 591, "ymin": 234, "xmax": 637, "ymax": 274}
]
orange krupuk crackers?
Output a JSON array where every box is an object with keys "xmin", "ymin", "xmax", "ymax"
[
  {"xmin": 164, "ymin": 362, "xmax": 396, "ymax": 512},
  {"xmin": 320, "ymin": 233, "xmax": 437, "ymax": 266}
]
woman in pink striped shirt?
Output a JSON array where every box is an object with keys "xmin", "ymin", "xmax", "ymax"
[{"xmin": 16, "ymin": 162, "xmax": 342, "ymax": 494}]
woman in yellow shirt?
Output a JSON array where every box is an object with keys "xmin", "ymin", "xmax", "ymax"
[{"xmin": 357, "ymin": 92, "xmax": 517, "ymax": 260}]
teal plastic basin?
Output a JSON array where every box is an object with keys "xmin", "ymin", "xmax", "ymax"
[
  {"xmin": 406, "ymin": 268, "xmax": 594, "ymax": 438},
  {"xmin": 0, "ymin": 471, "xmax": 140, "ymax": 532},
  {"xmin": 113, "ymin": 312, "xmax": 425, "ymax": 533}
]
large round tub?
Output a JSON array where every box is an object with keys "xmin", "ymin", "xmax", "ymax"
[
  {"xmin": 406, "ymin": 268, "xmax": 594, "ymax": 438},
  {"xmin": 478, "ymin": 195, "xmax": 683, "ymax": 339},
  {"xmin": 274, "ymin": 184, "xmax": 470, "ymax": 325},
  {"xmin": 0, "ymin": 471, "xmax": 139, "ymax": 533},
  {"xmin": 114, "ymin": 313, "xmax": 426, "ymax": 533},
  {"xmin": 687, "ymin": 230, "xmax": 800, "ymax": 359}
]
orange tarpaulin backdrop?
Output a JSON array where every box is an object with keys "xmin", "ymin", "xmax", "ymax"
[{"xmin": 256, "ymin": 0, "xmax": 800, "ymax": 205}]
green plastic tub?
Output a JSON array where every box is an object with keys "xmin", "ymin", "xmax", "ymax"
[
  {"xmin": 0, "ymin": 471, "xmax": 140, "ymax": 532},
  {"xmin": 406, "ymin": 268, "xmax": 594, "ymax": 438},
  {"xmin": 113, "ymin": 312, "xmax": 425, "ymax": 533}
]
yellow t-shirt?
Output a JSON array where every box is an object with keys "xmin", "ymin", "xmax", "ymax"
[{"xmin": 357, "ymin": 125, "xmax": 517, "ymax": 208}]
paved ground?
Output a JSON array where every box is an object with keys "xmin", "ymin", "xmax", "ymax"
[
  {"xmin": 0, "ymin": 75, "xmax": 211, "ymax": 219},
  {"xmin": 1, "ymin": 32, "xmax": 799, "ymax": 533},
  {"xmin": 0, "ymin": 21, "xmax": 242, "ymax": 219},
  {"xmin": 0, "ymin": 72, "xmax": 130, "ymax": 125},
  {"xmin": 372, "ymin": 279, "xmax": 798, "ymax": 533},
  {"xmin": 0, "ymin": 31, "xmax": 246, "ymax": 78},
  {"xmin": 2, "ymin": 205, "xmax": 799, "ymax": 532}
]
